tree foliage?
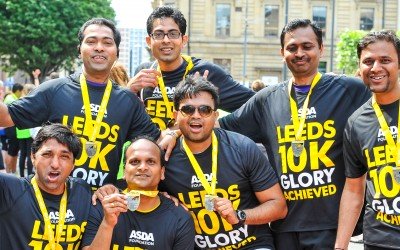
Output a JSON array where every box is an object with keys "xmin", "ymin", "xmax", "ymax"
[
  {"xmin": 336, "ymin": 30, "xmax": 367, "ymax": 75},
  {"xmin": 0, "ymin": 0, "xmax": 115, "ymax": 82}
]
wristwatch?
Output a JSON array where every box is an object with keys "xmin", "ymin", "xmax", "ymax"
[{"xmin": 235, "ymin": 210, "xmax": 246, "ymax": 226}]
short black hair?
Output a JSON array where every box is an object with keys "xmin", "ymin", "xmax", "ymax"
[
  {"xmin": 280, "ymin": 18, "xmax": 323, "ymax": 49},
  {"xmin": 12, "ymin": 83, "xmax": 24, "ymax": 93},
  {"xmin": 77, "ymin": 17, "xmax": 121, "ymax": 57},
  {"xmin": 357, "ymin": 30, "xmax": 400, "ymax": 63},
  {"xmin": 146, "ymin": 6, "xmax": 187, "ymax": 35},
  {"xmin": 125, "ymin": 135, "xmax": 166, "ymax": 167},
  {"xmin": 31, "ymin": 123, "xmax": 81, "ymax": 159},
  {"xmin": 173, "ymin": 75, "xmax": 219, "ymax": 110}
]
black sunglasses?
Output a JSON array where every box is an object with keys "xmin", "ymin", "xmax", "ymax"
[{"xmin": 178, "ymin": 105, "xmax": 216, "ymax": 117}]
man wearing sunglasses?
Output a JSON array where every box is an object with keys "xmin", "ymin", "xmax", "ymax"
[
  {"xmin": 158, "ymin": 75, "xmax": 287, "ymax": 249},
  {"xmin": 128, "ymin": 6, "xmax": 254, "ymax": 131}
]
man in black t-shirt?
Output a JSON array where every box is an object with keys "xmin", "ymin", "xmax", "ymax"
[
  {"xmin": 128, "ymin": 6, "xmax": 254, "ymax": 130},
  {"xmin": 159, "ymin": 75, "xmax": 287, "ymax": 249},
  {"xmin": 82, "ymin": 136, "xmax": 194, "ymax": 250},
  {"xmin": 0, "ymin": 18, "xmax": 177, "ymax": 190},
  {"xmin": 219, "ymin": 19, "xmax": 371, "ymax": 249},
  {"xmin": 0, "ymin": 123, "xmax": 92, "ymax": 250},
  {"xmin": 335, "ymin": 31, "xmax": 400, "ymax": 250}
]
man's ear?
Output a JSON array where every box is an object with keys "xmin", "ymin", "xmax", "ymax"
[
  {"xmin": 182, "ymin": 35, "xmax": 189, "ymax": 48},
  {"xmin": 160, "ymin": 166, "xmax": 165, "ymax": 181}
]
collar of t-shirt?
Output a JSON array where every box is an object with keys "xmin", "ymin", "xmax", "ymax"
[
  {"xmin": 293, "ymin": 84, "xmax": 311, "ymax": 94},
  {"xmin": 86, "ymin": 79, "xmax": 106, "ymax": 87}
]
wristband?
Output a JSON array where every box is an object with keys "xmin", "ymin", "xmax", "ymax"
[{"xmin": 166, "ymin": 131, "xmax": 179, "ymax": 139}]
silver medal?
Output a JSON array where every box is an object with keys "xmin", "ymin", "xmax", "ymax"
[
  {"xmin": 126, "ymin": 194, "xmax": 140, "ymax": 211},
  {"xmin": 393, "ymin": 168, "xmax": 400, "ymax": 183},
  {"xmin": 204, "ymin": 194, "xmax": 215, "ymax": 211},
  {"xmin": 291, "ymin": 140, "xmax": 304, "ymax": 158},
  {"xmin": 85, "ymin": 141, "xmax": 97, "ymax": 158}
]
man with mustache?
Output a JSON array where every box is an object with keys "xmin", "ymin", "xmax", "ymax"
[
  {"xmin": 219, "ymin": 19, "xmax": 371, "ymax": 249},
  {"xmin": 0, "ymin": 18, "xmax": 175, "ymax": 190}
]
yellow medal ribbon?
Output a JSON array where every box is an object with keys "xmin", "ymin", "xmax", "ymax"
[
  {"xmin": 153, "ymin": 55, "xmax": 194, "ymax": 119},
  {"xmin": 31, "ymin": 177, "xmax": 67, "ymax": 250},
  {"xmin": 288, "ymin": 72, "xmax": 322, "ymax": 142},
  {"xmin": 123, "ymin": 189, "xmax": 159, "ymax": 197},
  {"xmin": 80, "ymin": 74, "xmax": 112, "ymax": 156},
  {"xmin": 371, "ymin": 95, "xmax": 400, "ymax": 166},
  {"xmin": 182, "ymin": 131, "xmax": 218, "ymax": 195}
]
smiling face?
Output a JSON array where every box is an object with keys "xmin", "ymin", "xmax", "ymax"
[
  {"xmin": 359, "ymin": 40, "xmax": 400, "ymax": 98},
  {"xmin": 31, "ymin": 139, "xmax": 75, "ymax": 195},
  {"xmin": 80, "ymin": 24, "xmax": 118, "ymax": 82},
  {"xmin": 124, "ymin": 139, "xmax": 165, "ymax": 191},
  {"xmin": 174, "ymin": 91, "xmax": 219, "ymax": 153},
  {"xmin": 146, "ymin": 17, "xmax": 188, "ymax": 71},
  {"xmin": 281, "ymin": 26, "xmax": 323, "ymax": 80}
]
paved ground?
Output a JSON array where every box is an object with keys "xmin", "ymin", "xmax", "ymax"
[{"xmin": 349, "ymin": 235, "xmax": 363, "ymax": 250}]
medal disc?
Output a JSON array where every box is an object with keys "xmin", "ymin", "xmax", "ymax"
[
  {"xmin": 393, "ymin": 168, "xmax": 400, "ymax": 183},
  {"xmin": 85, "ymin": 141, "xmax": 97, "ymax": 158},
  {"xmin": 126, "ymin": 194, "xmax": 140, "ymax": 211},
  {"xmin": 291, "ymin": 140, "xmax": 304, "ymax": 158},
  {"xmin": 204, "ymin": 194, "xmax": 215, "ymax": 211}
]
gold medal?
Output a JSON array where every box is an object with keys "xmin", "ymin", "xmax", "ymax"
[
  {"xmin": 204, "ymin": 194, "xmax": 216, "ymax": 211},
  {"xmin": 292, "ymin": 140, "xmax": 304, "ymax": 157},
  {"xmin": 85, "ymin": 141, "xmax": 97, "ymax": 158}
]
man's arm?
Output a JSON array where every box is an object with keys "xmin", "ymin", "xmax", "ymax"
[
  {"xmin": 0, "ymin": 103, "xmax": 14, "ymax": 127},
  {"xmin": 335, "ymin": 175, "xmax": 366, "ymax": 250},
  {"xmin": 214, "ymin": 183, "xmax": 287, "ymax": 225}
]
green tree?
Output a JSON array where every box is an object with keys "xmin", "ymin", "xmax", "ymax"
[
  {"xmin": 0, "ymin": 0, "xmax": 115, "ymax": 82},
  {"xmin": 336, "ymin": 30, "xmax": 367, "ymax": 76}
]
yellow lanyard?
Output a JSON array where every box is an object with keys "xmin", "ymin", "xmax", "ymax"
[
  {"xmin": 372, "ymin": 95, "xmax": 400, "ymax": 165},
  {"xmin": 154, "ymin": 55, "xmax": 194, "ymax": 119},
  {"xmin": 80, "ymin": 74, "xmax": 112, "ymax": 143},
  {"xmin": 288, "ymin": 72, "xmax": 322, "ymax": 141},
  {"xmin": 182, "ymin": 131, "xmax": 218, "ymax": 195},
  {"xmin": 123, "ymin": 189, "xmax": 159, "ymax": 197},
  {"xmin": 31, "ymin": 178, "xmax": 67, "ymax": 250}
]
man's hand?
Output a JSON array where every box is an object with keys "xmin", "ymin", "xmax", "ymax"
[
  {"xmin": 213, "ymin": 197, "xmax": 239, "ymax": 225},
  {"xmin": 101, "ymin": 194, "xmax": 128, "ymax": 228},
  {"xmin": 158, "ymin": 129, "xmax": 179, "ymax": 161},
  {"xmin": 127, "ymin": 69, "xmax": 161, "ymax": 93},
  {"xmin": 193, "ymin": 70, "xmax": 209, "ymax": 79},
  {"xmin": 92, "ymin": 184, "xmax": 119, "ymax": 205}
]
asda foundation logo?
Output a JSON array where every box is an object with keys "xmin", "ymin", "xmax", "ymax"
[
  {"xmin": 191, "ymin": 173, "xmax": 216, "ymax": 188},
  {"xmin": 129, "ymin": 230, "xmax": 155, "ymax": 246},
  {"xmin": 49, "ymin": 209, "xmax": 75, "ymax": 223},
  {"xmin": 377, "ymin": 126, "xmax": 398, "ymax": 142},
  {"xmin": 80, "ymin": 104, "xmax": 108, "ymax": 118},
  {"xmin": 297, "ymin": 106, "xmax": 317, "ymax": 119}
]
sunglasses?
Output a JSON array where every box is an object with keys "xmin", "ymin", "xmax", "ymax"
[{"xmin": 178, "ymin": 105, "xmax": 216, "ymax": 117}]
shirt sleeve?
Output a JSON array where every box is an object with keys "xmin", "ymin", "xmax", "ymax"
[
  {"xmin": 206, "ymin": 63, "xmax": 255, "ymax": 112},
  {"xmin": 172, "ymin": 208, "xmax": 195, "ymax": 250},
  {"xmin": 81, "ymin": 202, "xmax": 104, "ymax": 247},
  {"xmin": 343, "ymin": 118, "xmax": 368, "ymax": 178},
  {"xmin": 0, "ymin": 174, "xmax": 24, "ymax": 213}
]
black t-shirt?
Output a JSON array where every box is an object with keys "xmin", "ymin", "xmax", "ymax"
[
  {"xmin": 136, "ymin": 56, "xmax": 255, "ymax": 129},
  {"xmin": 0, "ymin": 174, "xmax": 92, "ymax": 250},
  {"xmin": 220, "ymin": 74, "xmax": 371, "ymax": 232},
  {"xmin": 159, "ymin": 128, "xmax": 278, "ymax": 249},
  {"xmin": 8, "ymin": 73, "xmax": 160, "ymax": 189},
  {"xmin": 82, "ymin": 195, "xmax": 195, "ymax": 249},
  {"xmin": 344, "ymin": 99, "xmax": 400, "ymax": 248}
]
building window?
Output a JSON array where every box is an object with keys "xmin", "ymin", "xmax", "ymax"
[
  {"xmin": 360, "ymin": 8, "xmax": 374, "ymax": 30},
  {"xmin": 264, "ymin": 5, "xmax": 279, "ymax": 37},
  {"xmin": 312, "ymin": 6, "xmax": 327, "ymax": 37},
  {"xmin": 318, "ymin": 61, "xmax": 327, "ymax": 73},
  {"xmin": 216, "ymin": 4, "xmax": 231, "ymax": 37},
  {"xmin": 214, "ymin": 58, "xmax": 231, "ymax": 73}
]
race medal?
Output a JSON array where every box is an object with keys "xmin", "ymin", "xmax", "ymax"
[
  {"xmin": 393, "ymin": 168, "xmax": 400, "ymax": 183},
  {"xmin": 85, "ymin": 141, "xmax": 97, "ymax": 158},
  {"xmin": 204, "ymin": 194, "xmax": 215, "ymax": 211},
  {"xmin": 126, "ymin": 192, "xmax": 140, "ymax": 211},
  {"xmin": 292, "ymin": 140, "xmax": 304, "ymax": 157}
]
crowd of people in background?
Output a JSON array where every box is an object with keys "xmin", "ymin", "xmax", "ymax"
[{"xmin": 1, "ymin": 5, "xmax": 400, "ymax": 250}]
